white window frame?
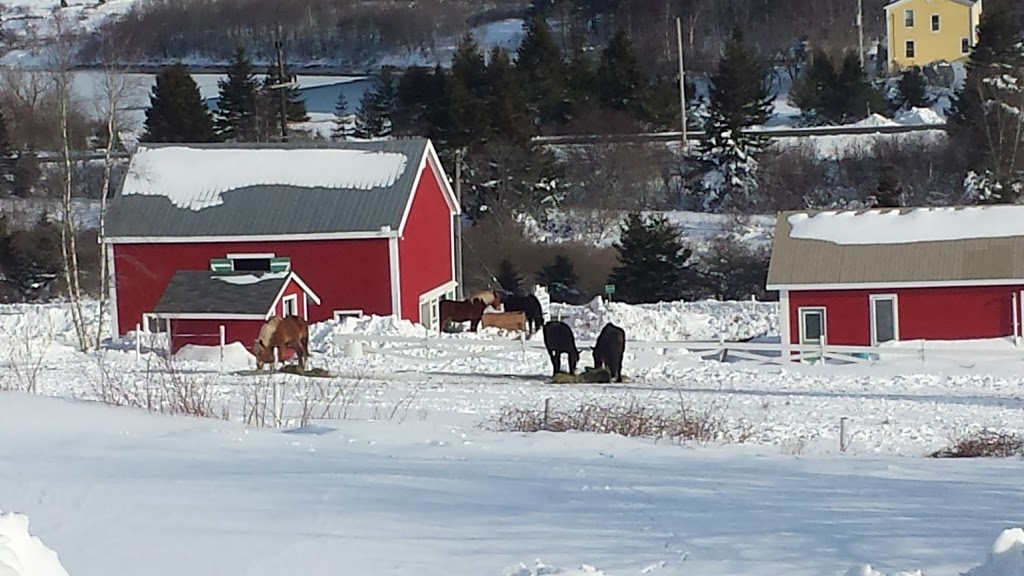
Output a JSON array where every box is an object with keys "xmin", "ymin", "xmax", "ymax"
[
  {"xmin": 142, "ymin": 313, "xmax": 169, "ymax": 334},
  {"xmin": 930, "ymin": 13, "xmax": 940, "ymax": 32},
  {"xmin": 904, "ymin": 9, "xmax": 914, "ymax": 27},
  {"xmin": 798, "ymin": 307, "xmax": 827, "ymax": 346},
  {"xmin": 224, "ymin": 252, "xmax": 291, "ymax": 273},
  {"xmin": 333, "ymin": 309, "xmax": 364, "ymax": 322},
  {"xmin": 905, "ymin": 40, "xmax": 916, "ymax": 58},
  {"xmin": 282, "ymin": 294, "xmax": 299, "ymax": 317},
  {"xmin": 869, "ymin": 294, "xmax": 900, "ymax": 347}
]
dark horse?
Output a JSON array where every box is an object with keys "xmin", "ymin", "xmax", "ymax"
[
  {"xmin": 502, "ymin": 294, "xmax": 544, "ymax": 333},
  {"xmin": 253, "ymin": 315, "xmax": 310, "ymax": 372},
  {"xmin": 439, "ymin": 298, "xmax": 487, "ymax": 332}
]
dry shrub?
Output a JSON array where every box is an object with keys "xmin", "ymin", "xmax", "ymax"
[
  {"xmin": 930, "ymin": 429, "xmax": 1024, "ymax": 458},
  {"xmin": 462, "ymin": 215, "xmax": 617, "ymax": 299},
  {"xmin": 91, "ymin": 354, "xmax": 219, "ymax": 418},
  {"xmin": 486, "ymin": 396, "xmax": 741, "ymax": 445}
]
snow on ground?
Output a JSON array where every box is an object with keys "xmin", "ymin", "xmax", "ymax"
[
  {"xmin": 518, "ymin": 209, "xmax": 775, "ymax": 250},
  {"xmin": 0, "ymin": 510, "xmax": 69, "ymax": 576},
  {"xmin": 6, "ymin": 299, "xmax": 1024, "ymax": 576}
]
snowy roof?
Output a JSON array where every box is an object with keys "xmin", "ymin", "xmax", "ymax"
[
  {"xmin": 107, "ymin": 139, "xmax": 430, "ymax": 239},
  {"xmin": 767, "ymin": 206, "xmax": 1024, "ymax": 288},
  {"xmin": 153, "ymin": 270, "xmax": 298, "ymax": 316}
]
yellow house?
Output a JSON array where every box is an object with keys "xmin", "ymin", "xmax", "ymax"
[{"xmin": 885, "ymin": 0, "xmax": 982, "ymax": 72}]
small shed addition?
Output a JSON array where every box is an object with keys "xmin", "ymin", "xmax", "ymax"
[
  {"xmin": 767, "ymin": 206, "xmax": 1024, "ymax": 354},
  {"xmin": 150, "ymin": 270, "xmax": 320, "ymax": 353}
]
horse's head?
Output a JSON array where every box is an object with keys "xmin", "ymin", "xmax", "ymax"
[{"xmin": 252, "ymin": 338, "xmax": 272, "ymax": 369}]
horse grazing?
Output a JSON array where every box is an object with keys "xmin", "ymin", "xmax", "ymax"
[
  {"xmin": 502, "ymin": 294, "xmax": 544, "ymax": 333},
  {"xmin": 543, "ymin": 320, "xmax": 580, "ymax": 377},
  {"xmin": 253, "ymin": 315, "xmax": 310, "ymax": 372},
  {"xmin": 470, "ymin": 289, "xmax": 502, "ymax": 308},
  {"xmin": 439, "ymin": 298, "xmax": 487, "ymax": 332}
]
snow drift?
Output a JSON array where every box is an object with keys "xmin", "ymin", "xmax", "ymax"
[{"xmin": 0, "ymin": 511, "xmax": 69, "ymax": 576}]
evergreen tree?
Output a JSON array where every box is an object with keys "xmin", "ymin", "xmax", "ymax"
[
  {"xmin": 215, "ymin": 47, "xmax": 259, "ymax": 142},
  {"xmin": 353, "ymin": 90, "xmax": 384, "ymax": 139},
  {"xmin": 446, "ymin": 34, "xmax": 491, "ymax": 148},
  {"xmin": 515, "ymin": 16, "xmax": 567, "ymax": 130},
  {"xmin": 142, "ymin": 63, "xmax": 218, "ymax": 143},
  {"xmin": 594, "ymin": 28, "xmax": 644, "ymax": 114},
  {"xmin": 947, "ymin": 4, "xmax": 1024, "ymax": 203},
  {"xmin": 831, "ymin": 52, "xmax": 884, "ymax": 123},
  {"xmin": 789, "ymin": 48, "xmax": 838, "ymax": 126},
  {"xmin": 374, "ymin": 66, "xmax": 398, "ymax": 135},
  {"xmin": 0, "ymin": 108, "xmax": 13, "ymax": 196},
  {"xmin": 873, "ymin": 163, "xmax": 903, "ymax": 207},
  {"xmin": 11, "ymin": 149, "xmax": 40, "ymax": 198},
  {"xmin": 564, "ymin": 31, "xmax": 595, "ymax": 119},
  {"xmin": 495, "ymin": 258, "xmax": 524, "ymax": 295},
  {"xmin": 537, "ymin": 253, "xmax": 580, "ymax": 303},
  {"xmin": 486, "ymin": 46, "xmax": 531, "ymax": 144},
  {"xmin": 895, "ymin": 66, "xmax": 931, "ymax": 110},
  {"xmin": 392, "ymin": 65, "xmax": 449, "ymax": 141},
  {"xmin": 696, "ymin": 28, "xmax": 773, "ymax": 212},
  {"xmin": 262, "ymin": 61, "xmax": 309, "ymax": 137},
  {"xmin": 609, "ymin": 213, "xmax": 692, "ymax": 305},
  {"xmin": 331, "ymin": 91, "xmax": 351, "ymax": 141}
]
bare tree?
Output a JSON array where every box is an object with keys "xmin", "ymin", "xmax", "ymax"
[{"xmin": 91, "ymin": 30, "xmax": 141, "ymax": 348}]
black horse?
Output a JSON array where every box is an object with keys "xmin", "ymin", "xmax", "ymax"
[{"xmin": 501, "ymin": 294, "xmax": 544, "ymax": 333}]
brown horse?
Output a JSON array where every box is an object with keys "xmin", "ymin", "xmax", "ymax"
[
  {"xmin": 253, "ymin": 315, "xmax": 310, "ymax": 372},
  {"xmin": 470, "ymin": 289, "xmax": 501, "ymax": 309},
  {"xmin": 439, "ymin": 298, "xmax": 487, "ymax": 332}
]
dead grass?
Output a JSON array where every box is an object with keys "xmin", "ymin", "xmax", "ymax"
[
  {"xmin": 551, "ymin": 367, "xmax": 629, "ymax": 384},
  {"xmin": 930, "ymin": 429, "xmax": 1024, "ymax": 458},
  {"xmin": 486, "ymin": 395, "xmax": 747, "ymax": 445},
  {"xmin": 90, "ymin": 353, "xmax": 220, "ymax": 418}
]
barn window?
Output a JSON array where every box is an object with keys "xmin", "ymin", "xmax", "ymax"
[
  {"xmin": 212, "ymin": 254, "xmax": 291, "ymax": 273},
  {"xmin": 333, "ymin": 310, "xmax": 363, "ymax": 322},
  {"xmin": 282, "ymin": 294, "xmax": 299, "ymax": 317},
  {"xmin": 798, "ymin": 307, "xmax": 826, "ymax": 346},
  {"xmin": 143, "ymin": 313, "xmax": 169, "ymax": 333}
]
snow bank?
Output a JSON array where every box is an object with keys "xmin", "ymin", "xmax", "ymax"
[
  {"xmin": 502, "ymin": 560, "xmax": 607, "ymax": 576},
  {"xmin": 0, "ymin": 511, "xmax": 69, "ymax": 576},
  {"xmin": 895, "ymin": 107, "xmax": 945, "ymax": 125},
  {"xmin": 174, "ymin": 342, "xmax": 255, "ymax": 368},
  {"xmin": 850, "ymin": 113, "xmax": 899, "ymax": 128},
  {"xmin": 551, "ymin": 296, "xmax": 777, "ymax": 341},
  {"xmin": 964, "ymin": 528, "xmax": 1024, "ymax": 576}
]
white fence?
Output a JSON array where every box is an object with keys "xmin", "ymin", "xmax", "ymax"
[{"xmin": 333, "ymin": 332, "xmax": 1024, "ymax": 367}]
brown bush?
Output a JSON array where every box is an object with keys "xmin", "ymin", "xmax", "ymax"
[{"xmin": 930, "ymin": 429, "xmax": 1024, "ymax": 458}]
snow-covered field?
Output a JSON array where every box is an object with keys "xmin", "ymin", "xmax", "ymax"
[{"xmin": 4, "ymin": 298, "xmax": 1024, "ymax": 575}]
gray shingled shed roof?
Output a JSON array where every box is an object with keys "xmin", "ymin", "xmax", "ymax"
[
  {"xmin": 153, "ymin": 271, "xmax": 293, "ymax": 316},
  {"xmin": 107, "ymin": 139, "xmax": 431, "ymax": 239},
  {"xmin": 767, "ymin": 206, "xmax": 1024, "ymax": 289}
]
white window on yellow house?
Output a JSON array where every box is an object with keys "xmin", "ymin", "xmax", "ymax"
[
  {"xmin": 931, "ymin": 14, "xmax": 940, "ymax": 32},
  {"xmin": 904, "ymin": 9, "xmax": 914, "ymax": 27},
  {"xmin": 962, "ymin": 37, "xmax": 971, "ymax": 54},
  {"xmin": 906, "ymin": 40, "xmax": 916, "ymax": 58}
]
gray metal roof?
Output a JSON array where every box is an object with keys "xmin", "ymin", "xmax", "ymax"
[
  {"xmin": 153, "ymin": 270, "xmax": 290, "ymax": 315},
  {"xmin": 107, "ymin": 138, "xmax": 430, "ymax": 238},
  {"xmin": 767, "ymin": 206, "xmax": 1024, "ymax": 288}
]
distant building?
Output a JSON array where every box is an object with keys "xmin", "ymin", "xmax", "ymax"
[{"xmin": 884, "ymin": 0, "xmax": 982, "ymax": 72}]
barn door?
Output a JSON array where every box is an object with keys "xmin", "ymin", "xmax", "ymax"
[{"xmin": 869, "ymin": 295, "xmax": 898, "ymax": 347}]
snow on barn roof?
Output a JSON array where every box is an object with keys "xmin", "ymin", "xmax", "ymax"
[
  {"xmin": 106, "ymin": 139, "xmax": 430, "ymax": 239},
  {"xmin": 767, "ymin": 206, "xmax": 1024, "ymax": 289}
]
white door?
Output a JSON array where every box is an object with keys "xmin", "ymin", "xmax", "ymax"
[
  {"xmin": 282, "ymin": 295, "xmax": 298, "ymax": 317},
  {"xmin": 869, "ymin": 295, "xmax": 898, "ymax": 346}
]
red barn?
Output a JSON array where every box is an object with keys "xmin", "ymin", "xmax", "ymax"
[
  {"xmin": 104, "ymin": 138, "xmax": 460, "ymax": 346},
  {"xmin": 767, "ymin": 206, "xmax": 1024, "ymax": 357}
]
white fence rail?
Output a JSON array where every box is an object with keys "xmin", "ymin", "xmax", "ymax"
[{"xmin": 333, "ymin": 332, "xmax": 1024, "ymax": 366}]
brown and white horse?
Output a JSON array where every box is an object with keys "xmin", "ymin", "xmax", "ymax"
[
  {"xmin": 469, "ymin": 289, "xmax": 502, "ymax": 309},
  {"xmin": 253, "ymin": 315, "xmax": 310, "ymax": 372}
]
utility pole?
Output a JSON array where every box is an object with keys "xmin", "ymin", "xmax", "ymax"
[
  {"xmin": 275, "ymin": 30, "xmax": 288, "ymax": 142},
  {"xmin": 857, "ymin": 0, "xmax": 866, "ymax": 70},
  {"xmin": 454, "ymin": 148, "xmax": 464, "ymax": 300},
  {"xmin": 676, "ymin": 16, "xmax": 688, "ymax": 150}
]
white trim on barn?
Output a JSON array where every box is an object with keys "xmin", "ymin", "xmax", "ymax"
[
  {"xmin": 281, "ymin": 294, "xmax": 299, "ymax": 317},
  {"xmin": 153, "ymin": 313, "xmax": 268, "ymax": 320},
  {"xmin": 389, "ymin": 237, "xmax": 402, "ymax": 317},
  {"xmin": 107, "ymin": 242, "xmax": 119, "ymax": 339},
  {"xmin": 266, "ymin": 272, "xmax": 322, "ymax": 320},
  {"xmin": 869, "ymin": 293, "xmax": 900, "ymax": 346},
  {"xmin": 226, "ymin": 252, "xmax": 276, "ymax": 259},
  {"xmin": 779, "ymin": 289, "xmax": 791, "ymax": 361},
  {"xmin": 104, "ymin": 230, "xmax": 398, "ymax": 245},
  {"xmin": 333, "ymin": 309, "xmax": 364, "ymax": 322},
  {"xmin": 767, "ymin": 278, "xmax": 1024, "ymax": 291},
  {"xmin": 417, "ymin": 281, "xmax": 457, "ymax": 332},
  {"xmin": 396, "ymin": 140, "xmax": 460, "ymax": 236}
]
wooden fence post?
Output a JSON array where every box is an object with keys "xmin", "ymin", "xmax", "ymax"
[{"xmin": 219, "ymin": 325, "xmax": 226, "ymax": 367}]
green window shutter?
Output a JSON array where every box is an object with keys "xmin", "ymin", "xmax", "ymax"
[
  {"xmin": 210, "ymin": 258, "xmax": 232, "ymax": 272},
  {"xmin": 269, "ymin": 257, "xmax": 291, "ymax": 273}
]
